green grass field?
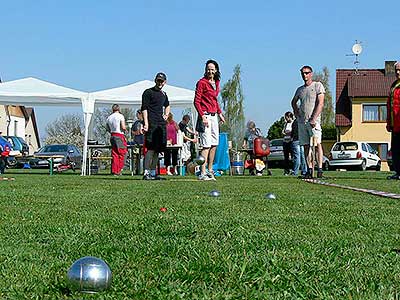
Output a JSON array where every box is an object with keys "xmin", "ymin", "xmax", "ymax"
[{"xmin": 1, "ymin": 169, "xmax": 400, "ymax": 299}]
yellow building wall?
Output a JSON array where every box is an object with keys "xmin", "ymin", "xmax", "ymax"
[{"xmin": 339, "ymin": 97, "xmax": 391, "ymax": 171}]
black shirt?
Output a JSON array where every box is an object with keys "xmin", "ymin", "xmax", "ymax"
[
  {"xmin": 141, "ymin": 87, "xmax": 170, "ymax": 125},
  {"xmin": 179, "ymin": 121, "xmax": 189, "ymax": 136}
]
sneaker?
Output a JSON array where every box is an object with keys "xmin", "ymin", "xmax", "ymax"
[
  {"xmin": 317, "ymin": 171, "xmax": 323, "ymax": 179},
  {"xmin": 206, "ymin": 171, "xmax": 217, "ymax": 181},
  {"xmin": 198, "ymin": 173, "xmax": 213, "ymax": 181},
  {"xmin": 256, "ymin": 172, "xmax": 263, "ymax": 176},
  {"xmin": 387, "ymin": 174, "xmax": 400, "ymax": 180},
  {"xmin": 143, "ymin": 174, "xmax": 154, "ymax": 180},
  {"xmin": 167, "ymin": 166, "xmax": 173, "ymax": 176}
]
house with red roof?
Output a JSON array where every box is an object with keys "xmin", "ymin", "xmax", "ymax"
[{"xmin": 336, "ymin": 61, "xmax": 397, "ymax": 171}]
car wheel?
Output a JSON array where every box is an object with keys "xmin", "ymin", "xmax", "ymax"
[
  {"xmin": 375, "ymin": 161, "xmax": 381, "ymax": 171},
  {"xmin": 359, "ymin": 159, "xmax": 367, "ymax": 171},
  {"xmin": 323, "ymin": 161, "xmax": 329, "ymax": 171}
]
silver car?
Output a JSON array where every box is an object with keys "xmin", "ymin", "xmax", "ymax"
[
  {"xmin": 29, "ymin": 144, "xmax": 82, "ymax": 169},
  {"xmin": 268, "ymin": 138, "xmax": 286, "ymax": 166}
]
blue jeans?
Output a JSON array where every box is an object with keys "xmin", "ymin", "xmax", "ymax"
[{"xmin": 299, "ymin": 145, "xmax": 307, "ymax": 175}]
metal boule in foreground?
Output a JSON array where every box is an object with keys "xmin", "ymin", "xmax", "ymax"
[
  {"xmin": 194, "ymin": 155, "xmax": 206, "ymax": 165},
  {"xmin": 265, "ymin": 193, "xmax": 276, "ymax": 200},
  {"xmin": 209, "ymin": 190, "xmax": 220, "ymax": 197},
  {"xmin": 67, "ymin": 256, "xmax": 112, "ymax": 293}
]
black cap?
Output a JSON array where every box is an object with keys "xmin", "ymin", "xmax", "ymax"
[{"xmin": 155, "ymin": 72, "xmax": 167, "ymax": 81}]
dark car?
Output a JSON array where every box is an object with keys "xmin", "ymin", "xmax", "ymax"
[
  {"xmin": 29, "ymin": 144, "xmax": 82, "ymax": 169},
  {"xmin": 5, "ymin": 136, "xmax": 29, "ymax": 156}
]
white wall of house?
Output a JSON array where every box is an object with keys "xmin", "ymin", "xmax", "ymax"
[
  {"xmin": 9, "ymin": 116, "xmax": 26, "ymax": 137},
  {"xmin": 0, "ymin": 107, "xmax": 7, "ymax": 133},
  {"xmin": 25, "ymin": 118, "xmax": 40, "ymax": 154}
]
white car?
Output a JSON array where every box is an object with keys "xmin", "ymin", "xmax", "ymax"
[{"xmin": 328, "ymin": 141, "xmax": 381, "ymax": 171}]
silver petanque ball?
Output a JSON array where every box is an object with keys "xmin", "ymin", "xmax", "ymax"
[
  {"xmin": 265, "ymin": 193, "xmax": 276, "ymax": 200},
  {"xmin": 209, "ymin": 190, "xmax": 220, "ymax": 197},
  {"xmin": 194, "ymin": 155, "xmax": 206, "ymax": 165},
  {"xmin": 67, "ymin": 256, "xmax": 112, "ymax": 293}
]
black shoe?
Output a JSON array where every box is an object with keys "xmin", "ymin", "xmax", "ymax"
[
  {"xmin": 153, "ymin": 175, "xmax": 166, "ymax": 180},
  {"xmin": 387, "ymin": 174, "xmax": 400, "ymax": 180},
  {"xmin": 143, "ymin": 174, "xmax": 154, "ymax": 180},
  {"xmin": 317, "ymin": 171, "xmax": 323, "ymax": 179},
  {"xmin": 299, "ymin": 173, "xmax": 313, "ymax": 179}
]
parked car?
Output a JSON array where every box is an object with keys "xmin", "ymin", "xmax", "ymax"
[
  {"xmin": 268, "ymin": 138, "xmax": 286, "ymax": 167},
  {"xmin": 5, "ymin": 136, "xmax": 29, "ymax": 156},
  {"xmin": 327, "ymin": 141, "xmax": 381, "ymax": 171},
  {"xmin": 29, "ymin": 144, "xmax": 82, "ymax": 169}
]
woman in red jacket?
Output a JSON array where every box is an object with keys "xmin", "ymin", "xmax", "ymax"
[
  {"xmin": 386, "ymin": 61, "xmax": 400, "ymax": 180},
  {"xmin": 194, "ymin": 59, "xmax": 225, "ymax": 180}
]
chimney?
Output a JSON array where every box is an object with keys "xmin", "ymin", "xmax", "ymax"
[{"xmin": 385, "ymin": 61, "xmax": 396, "ymax": 76}]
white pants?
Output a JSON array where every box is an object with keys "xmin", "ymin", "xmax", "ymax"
[{"xmin": 199, "ymin": 114, "xmax": 219, "ymax": 148}]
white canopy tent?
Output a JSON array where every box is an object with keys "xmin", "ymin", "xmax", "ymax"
[
  {"xmin": 0, "ymin": 77, "xmax": 95, "ymax": 175},
  {"xmin": 0, "ymin": 77, "xmax": 195, "ymax": 176}
]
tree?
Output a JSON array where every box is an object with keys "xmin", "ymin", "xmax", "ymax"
[
  {"xmin": 267, "ymin": 116, "xmax": 285, "ymax": 140},
  {"xmin": 44, "ymin": 114, "xmax": 84, "ymax": 148},
  {"xmin": 220, "ymin": 64, "xmax": 245, "ymax": 149},
  {"xmin": 313, "ymin": 66, "xmax": 335, "ymax": 127}
]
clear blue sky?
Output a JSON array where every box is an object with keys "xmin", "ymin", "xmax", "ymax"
[{"xmin": 1, "ymin": 0, "xmax": 399, "ymax": 139}]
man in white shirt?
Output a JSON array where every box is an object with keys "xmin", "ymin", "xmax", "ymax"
[
  {"xmin": 291, "ymin": 65, "xmax": 325, "ymax": 178},
  {"xmin": 106, "ymin": 104, "xmax": 127, "ymax": 175}
]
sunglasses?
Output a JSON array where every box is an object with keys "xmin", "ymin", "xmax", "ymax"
[{"xmin": 301, "ymin": 71, "xmax": 312, "ymax": 75}]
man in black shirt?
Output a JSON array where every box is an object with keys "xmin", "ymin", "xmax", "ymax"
[{"xmin": 141, "ymin": 72, "xmax": 170, "ymax": 180}]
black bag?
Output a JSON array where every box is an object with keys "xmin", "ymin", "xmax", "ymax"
[{"xmin": 195, "ymin": 115, "xmax": 205, "ymax": 133}]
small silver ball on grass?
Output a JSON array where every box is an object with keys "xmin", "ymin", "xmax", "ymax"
[
  {"xmin": 265, "ymin": 193, "xmax": 276, "ymax": 200},
  {"xmin": 194, "ymin": 155, "xmax": 206, "ymax": 165},
  {"xmin": 209, "ymin": 190, "xmax": 220, "ymax": 197},
  {"xmin": 67, "ymin": 256, "xmax": 112, "ymax": 293}
]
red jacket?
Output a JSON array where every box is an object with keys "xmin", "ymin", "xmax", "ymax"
[
  {"xmin": 194, "ymin": 77, "xmax": 222, "ymax": 117},
  {"xmin": 387, "ymin": 80, "xmax": 400, "ymax": 133}
]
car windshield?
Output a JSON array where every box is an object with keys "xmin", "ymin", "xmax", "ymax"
[
  {"xmin": 270, "ymin": 139, "xmax": 283, "ymax": 147},
  {"xmin": 333, "ymin": 142, "xmax": 358, "ymax": 151},
  {"xmin": 41, "ymin": 145, "xmax": 68, "ymax": 153}
]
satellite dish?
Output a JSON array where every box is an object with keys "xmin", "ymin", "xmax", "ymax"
[{"xmin": 352, "ymin": 43, "xmax": 362, "ymax": 55}]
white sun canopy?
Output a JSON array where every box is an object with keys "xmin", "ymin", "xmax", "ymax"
[
  {"xmin": 0, "ymin": 77, "xmax": 195, "ymax": 176},
  {"xmin": 0, "ymin": 77, "xmax": 88, "ymax": 106},
  {"xmin": 90, "ymin": 80, "xmax": 195, "ymax": 108}
]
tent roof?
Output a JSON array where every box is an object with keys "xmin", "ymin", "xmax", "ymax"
[
  {"xmin": 91, "ymin": 80, "xmax": 194, "ymax": 107},
  {"xmin": 0, "ymin": 77, "xmax": 87, "ymax": 106}
]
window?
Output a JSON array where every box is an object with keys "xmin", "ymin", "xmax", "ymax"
[
  {"xmin": 333, "ymin": 142, "xmax": 358, "ymax": 151},
  {"xmin": 363, "ymin": 104, "xmax": 387, "ymax": 122},
  {"xmin": 14, "ymin": 120, "xmax": 18, "ymax": 135}
]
